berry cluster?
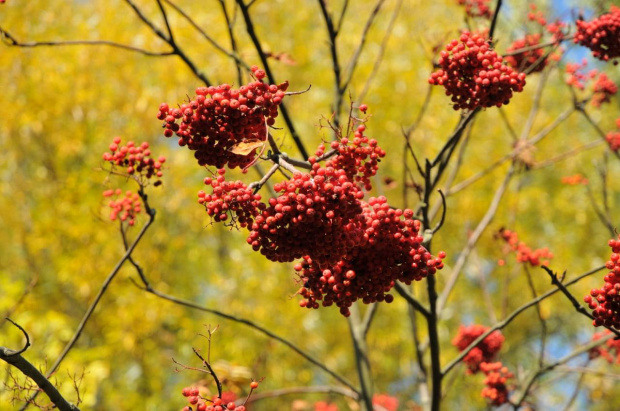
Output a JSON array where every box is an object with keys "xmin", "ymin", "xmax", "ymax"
[
  {"xmin": 575, "ymin": 6, "xmax": 620, "ymax": 62},
  {"xmin": 247, "ymin": 168, "xmax": 366, "ymax": 264},
  {"xmin": 314, "ymin": 402, "xmax": 339, "ymax": 411},
  {"xmin": 158, "ymin": 66, "xmax": 288, "ymax": 169},
  {"xmin": 527, "ymin": 4, "xmax": 567, "ymax": 43},
  {"xmin": 311, "ymin": 122, "xmax": 386, "ymax": 191},
  {"xmin": 372, "ymin": 394, "xmax": 399, "ymax": 411},
  {"xmin": 456, "ymin": 0, "xmax": 491, "ymax": 19},
  {"xmin": 505, "ymin": 34, "xmax": 547, "ymax": 73},
  {"xmin": 452, "ymin": 324, "xmax": 505, "ymax": 374},
  {"xmin": 592, "ymin": 72, "xmax": 618, "ymax": 108},
  {"xmin": 429, "ymin": 32, "xmax": 527, "ymax": 110},
  {"xmin": 480, "ymin": 362, "xmax": 513, "ymax": 406},
  {"xmin": 181, "ymin": 382, "xmax": 257, "ymax": 411},
  {"xmin": 198, "ymin": 169, "xmax": 265, "ymax": 228},
  {"xmin": 103, "ymin": 189, "xmax": 142, "ymax": 226},
  {"xmin": 606, "ymin": 119, "xmax": 620, "ymax": 152},
  {"xmin": 564, "ymin": 60, "xmax": 596, "ymax": 90},
  {"xmin": 496, "ymin": 228, "xmax": 554, "ymax": 267},
  {"xmin": 584, "ymin": 236, "xmax": 620, "ymax": 329},
  {"xmin": 295, "ymin": 197, "xmax": 445, "ymax": 316},
  {"xmin": 561, "ymin": 174, "xmax": 589, "ymax": 185},
  {"xmin": 102, "ymin": 137, "xmax": 166, "ymax": 185},
  {"xmin": 589, "ymin": 330, "xmax": 620, "ymax": 364}
]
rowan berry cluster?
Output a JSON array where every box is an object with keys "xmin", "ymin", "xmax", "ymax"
[
  {"xmin": 311, "ymin": 123, "xmax": 386, "ymax": 191},
  {"xmin": 505, "ymin": 34, "xmax": 547, "ymax": 73},
  {"xmin": 480, "ymin": 362, "xmax": 513, "ymax": 406},
  {"xmin": 497, "ymin": 228, "xmax": 554, "ymax": 267},
  {"xmin": 158, "ymin": 66, "xmax": 288, "ymax": 169},
  {"xmin": 199, "ymin": 168, "xmax": 265, "ymax": 228},
  {"xmin": 428, "ymin": 32, "xmax": 527, "ymax": 110},
  {"xmin": 592, "ymin": 73, "xmax": 618, "ymax": 108},
  {"xmin": 247, "ymin": 167, "xmax": 366, "ymax": 264},
  {"xmin": 181, "ymin": 382, "xmax": 257, "ymax": 411},
  {"xmin": 589, "ymin": 330, "xmax": 620, "ymax": 364},
  {"xmin": 584, "ymin": 236, "xmax": 620, "ymax": 329},
  {"xmin": 372, "ymin": 394, "xmax": 399, "ymax": 411},
  {"xmin": 102, "ymin": 137, "xmax": 166, "ymax": 185},
  {"xmin": 564, "ymin": 60, "xmax": 596, "ymax": 90},
  {"xmin": 452, "ymin": 324, "xmax": 505, "ymax": 374},
  {"xmin": 103, "ymin": 189, "xmax": 142, "ymax": 226},
  {"xmin": 295, "ymin": 196, "xmax": 444, "ymax": 317},
  {"xmin": 456, "ymin": 0, "xmax": 491, "ymax": 19},
  {"xmin": 527, "ymin": 4, "xmax": 567, "ymax": 43},
  {"xmin": 561, "ymin": 174, "xmax": 589, "ymax": 185},
  {"xmin": 314, "ymin": 401, "xmax": 339, "ymax": 411},
  {"xmin": 574, "ymin": 6, "xmax": 620, "ymax": 62},
  {"xmin": 606, "ymin": 119, "xmax": 620, "ymax": 152}
]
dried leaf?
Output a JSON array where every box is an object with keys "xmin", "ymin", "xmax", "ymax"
[{"xmin": 229, "ymin": 140, "xmax": 264, "ymax": 156}]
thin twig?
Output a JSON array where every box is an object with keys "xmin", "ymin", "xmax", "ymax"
[{"xmin": 442, "ymin": 265, "xmax": 606, "ymax": 376}]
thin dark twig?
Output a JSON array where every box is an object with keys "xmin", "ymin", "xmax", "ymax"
[
  {"xmin": 0, "ymin": 27, "xmax": 173, "ymax": 56},
  {"xmin": 488, "ymin": 0, "xmax": 503, "ymax": 40},
  {"xmin": 442, "ymin": 265, "xmax": 606, "ymax": 375},
  {"xmin": 217, "ymin": 0, "xmax": 243, "ymax": 84},
  {"xmin": 431, "ymin": 190, "xmax": 447, "ymax": 234},
  {"xmin": 155, "ymin": 0, "xmax": 175, "ymax": 42},
  {"xmin": 236, "ymin": 0, "xmax": 308, "ymax": 159},
  {"xmin": 542, "ymin": 265, "xmax": 620, "ymax": 338},
  {"xmin": 341, "ymin": 0, "xmax": 386, "ymax": 93},
  {"xmin": 335, "ymin": 0, "xmax": 350, "ymax": 34},
  {"xmin": 193, "ymin": 347, "xmax": 223, "ymax": 398},
  {"xmin": 2, "ymin": 318, "xmax": 31, "ymax": 356},
  {"xmin": 358, "ymin": 0, "xmax": 404, "ymax": 102},
  {"xmin": 136, "ymin": 285, "xmax": 359, "ymax": 393},
  {"xmin": 124, "ymin": 0, "xmax": 211, "ymax": 85},
  {"xmin": 163, "ymin": 0, "xmax": 250, "ymax": 71},
  {"xmin": 394, "ymin": 283, "xmax": 430, "ymax": 318}
]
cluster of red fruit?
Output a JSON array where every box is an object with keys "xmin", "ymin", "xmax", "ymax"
[
  {"xmin": 181, "ymin": 382, "xmax": 257, "ymax": 411},
  {"xmin": 592, "ymin": 73, "xmax": 618, "ymax": 108},
  {"xmin": 296, "ymin": 196, "xmax": 445, "ymax": 316},
  {"xmin": 584, "ymin": 236, "xmax": 620, "ymax": 329},
  {"xmin": 526, "ymin": 4, "xmax": 567, "ymax": 43},
  {"xmin": 247, "ymin": 167, "xmax": 366, "ymax": 265},
  {"xmin": 497, "ymin": 228, "xmax": 554, "ymax": 267},
  {"xmin": 605, "ymin": 118, "xmax": 620, "ymax": 152},
  {"xmin": 428, "ymin": 32, "xmax": 527, "ymax": 110},
  {"xmin": 589, "ymin": 330, "xmax": 620, "ymax": 364},
  {"xmin": 199, "ymin": 169, "xmax": 265, "ymax": 228},
  {"xmin": 312, "ymin": 123, "xmax": 386, "ymax": 191},
  {"xmin": 505, "ymin": 34, "xmax": 547, "ymax": 73},
  {"xmin": 575, "ymin": 6, "xmax": 620, "ymax": 62},
  {"xmin": 564, "ymin": 60, "xmax": 596, "ymax": 90},
  {"xmin": 103, "ymin": 189, "xmax": 142, "ymax": 226},
  {"xmin": 452, "ymin": 324, "xmax": 505, "ymax": 374},
  {"xmin": 561, "ymin": 174, "xmax": 589, "ymax": 186},
  {"xmin": 455, "ymin": 0, "xmax": 491, "ymax": 19},
  {"xmin": 158, "ymin": 66, "xmax": 288, "ymax": 169},
  {"xmin": 479, "ymin": 362, "xmax": 513, "ymax": 406},
  {"xmin": 102, "ymin": 137, "xmax": 166, "ymax": 185}
]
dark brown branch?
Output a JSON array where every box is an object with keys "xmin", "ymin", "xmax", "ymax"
[
  {"xmin": 0, "ymin": 27, "xmax": 173, "ymax": 56},
  {"xmin": 236, "ymin": 0, "xmax": 308, "ymax": 159},
  {"xmin": 442, "ymin": 265, "xmax": 606, "ymax": 375},
  {"xmin": 1, "ymin": 321, "xmax": 80, "ymax": 411}
]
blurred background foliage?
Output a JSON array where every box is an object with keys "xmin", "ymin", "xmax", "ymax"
[{"xmin": 1, "ymin": 0, "xmax": 620, "ymax": 410}]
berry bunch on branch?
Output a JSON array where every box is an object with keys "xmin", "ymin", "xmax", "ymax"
[
  {"xmin": 158, "ymin": 66, "xmax": 288, "ymax": 170},
  {"xmin": 575, "ymin": 6, "xmax": 620, "ymax": 62},
  {"xmin": 584, "ymin": 235, "xmax": 620, "ymax": 329},
  {"xmin": 428, "ymin": 32, "xmax": 527, "ymax": 110},
  {"xmin": 159, "ymin": 71, "xmax": 444, "ymax": 316}
]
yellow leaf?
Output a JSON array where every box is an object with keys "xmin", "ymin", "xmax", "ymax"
[{"xmin": 229, "ymin": 140, "xmax": 264, "ymax": 156}]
